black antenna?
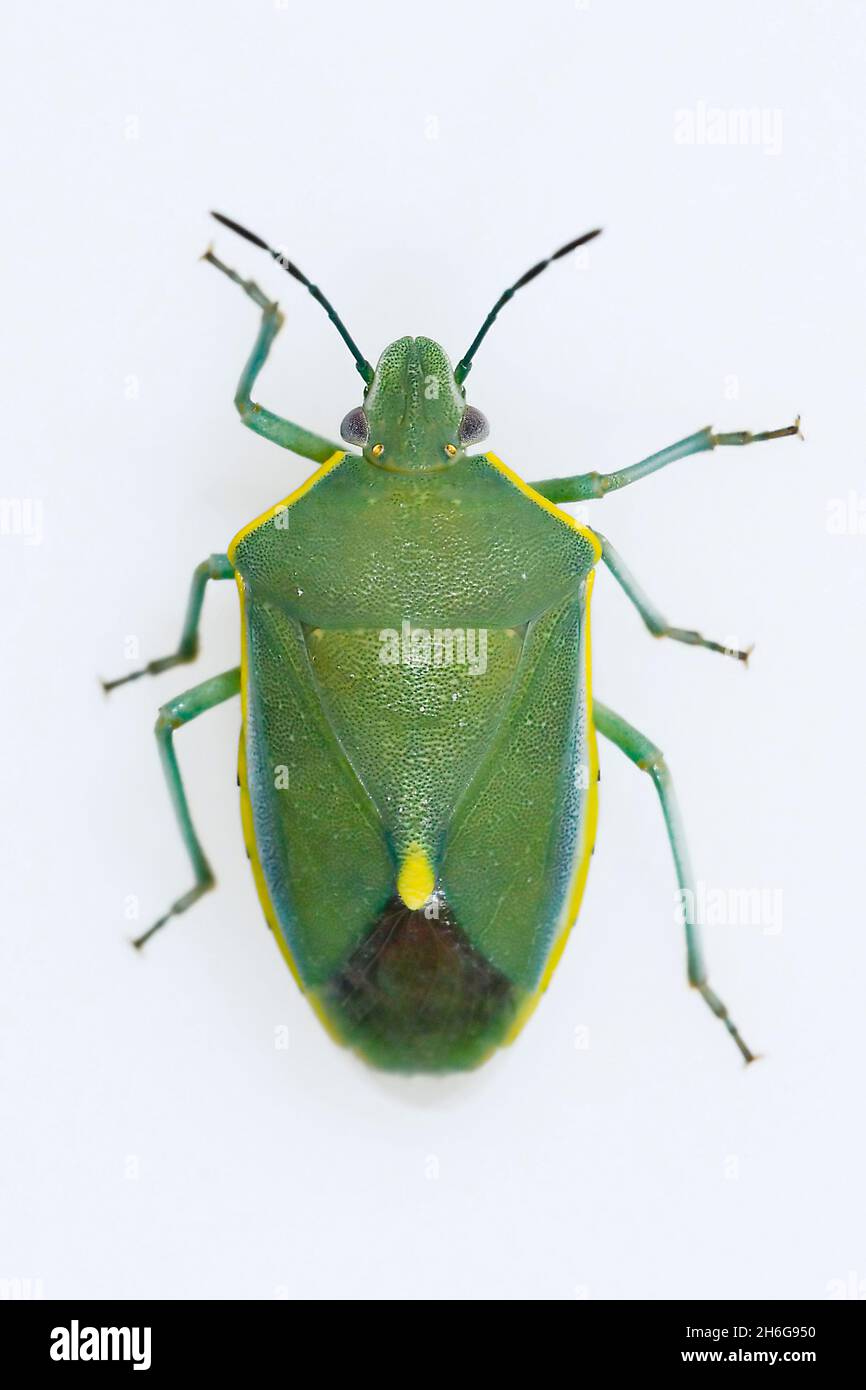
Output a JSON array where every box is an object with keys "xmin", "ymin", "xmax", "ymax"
[
  {"xmin": 454, "ymin": 228, "xmax": 602, "ymax": 384},
  {"xmin": 211, "ymin": 211, "xmax": 374, "ymax": 384}
]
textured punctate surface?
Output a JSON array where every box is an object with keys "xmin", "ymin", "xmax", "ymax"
[
  {"xmin": 230, "ymin": 452, "xmax": 594, "ymax": 626},
  {"xmin": 303, "ymin": 622, "xmax": 525, "ymax": 867},
  {"xmin": 230, "ymin": 449, "xmax": 599, "ymax": 1070}
]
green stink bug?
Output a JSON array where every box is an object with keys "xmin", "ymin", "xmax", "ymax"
[{"xmin": 105, "ymin": 212, "xmax": 800, "ymax": 1073}]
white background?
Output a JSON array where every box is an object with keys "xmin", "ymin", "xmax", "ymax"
[{"xmin": 2, "ymin": 0, "xmax": 864, "ymax": 1301}]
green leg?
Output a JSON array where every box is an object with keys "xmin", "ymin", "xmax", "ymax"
[
  {"xmin": 593, "ymin": 699, "xmax": 756, "ymax": 1064},
  {"xmin": 593, "ymin": 530, "xmax": 751, "ymax": 663},
  {"xmin": 534, "ymin": 416, "xmax": 801, "ymax": 503},
  {"xmin": 102, "ymin": 553, "xmax": 235, "ymax": 691},
  {"xmin": 133, "ymin": 667, "xmax": 241, "ymax": 949},
  {"xmin": 203, "ymin": 248, "xmax": 342, "ymax": 463}
]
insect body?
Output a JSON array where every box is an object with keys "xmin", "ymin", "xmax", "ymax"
[{"xmin": 106, "ymin": 213, "xmax": 800, "ymax": 1072}]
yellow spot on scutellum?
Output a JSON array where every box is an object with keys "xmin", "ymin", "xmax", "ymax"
[{"xmin": 397, "ymin": 844, "xmax": 435, "ymax": 910}]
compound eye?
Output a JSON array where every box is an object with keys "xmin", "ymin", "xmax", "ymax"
[
  {"xmin": 340, "ymin": 406, "xmax": 369, "ymax": 446},
  {"xmin": 458, "ymin": 405, "xmax": 489, "ymax": 446}
]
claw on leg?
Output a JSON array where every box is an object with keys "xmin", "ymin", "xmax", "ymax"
[
  {"xmin": 712, "ymin": 414, "xmax": 802, "ymax": 449},
  {"xmin": 201, "ymin": 247, "xmax": 283, "ymax": 321},
  {"xmin": 131, "ymin": 877, "xmax": 214, "ymax": 950},
  {"xmin": 695, "ymin": 981, "xmax": 761, "ymax": 1066}
]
